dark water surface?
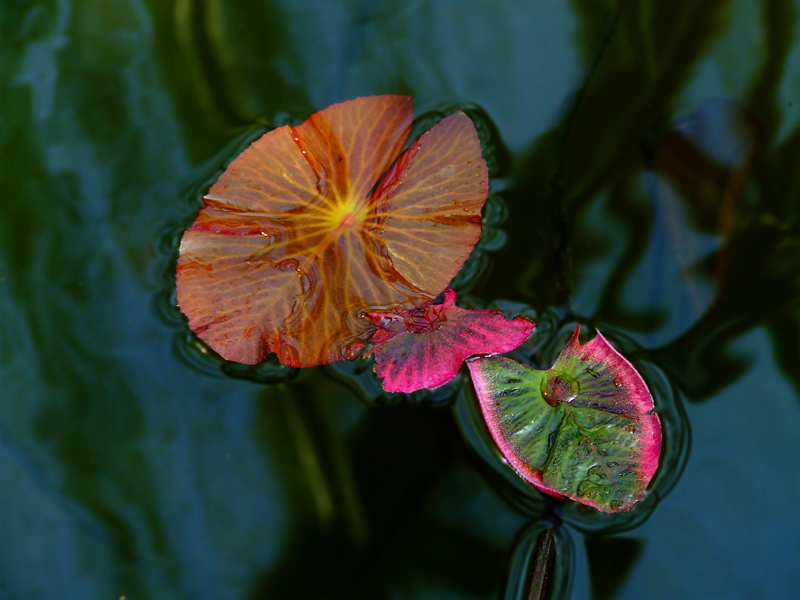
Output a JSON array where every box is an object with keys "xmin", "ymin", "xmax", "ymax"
[{"xmin": 2, "ymin": 1, "xmax": 799, "ymax": 598}]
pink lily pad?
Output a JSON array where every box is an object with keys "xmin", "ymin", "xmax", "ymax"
[
  {"xmin": 468, "ymin": 326, "xmax": 662, "ymax": 513},
  {"xmin": 365, "ymin": 289, "xmax": 535, "ymax": 393}
]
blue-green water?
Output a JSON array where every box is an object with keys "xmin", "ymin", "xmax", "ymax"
[{"xmin": 1, "ymin": 1, "xmax": 799, "ymax": 598}]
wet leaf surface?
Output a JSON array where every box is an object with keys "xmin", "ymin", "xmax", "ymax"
[
  {"xmin": 469, "ymin": 326, "xmax": 661, "ymax": 512},
  {"xmin": 177, "ymin": 96, "xmax": 488, "ymax": 367},
  {"xmin": 365, "ymin": 289, "xmax": 534, "ymax": 393}
]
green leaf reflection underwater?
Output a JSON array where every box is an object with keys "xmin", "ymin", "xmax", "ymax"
[{"xmin": 175, "ymin": 95, "xmax": 661, "ymax": 512}]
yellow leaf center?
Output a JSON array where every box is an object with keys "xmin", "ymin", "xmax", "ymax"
[{"xmin": 328, "ymin": 196, "xmax": 367, "ymax": 232}]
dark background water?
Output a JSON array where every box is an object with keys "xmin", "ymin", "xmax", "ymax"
[{"xmin": 1, "ymin": 1, "xmax": 799, "ymax": 598}]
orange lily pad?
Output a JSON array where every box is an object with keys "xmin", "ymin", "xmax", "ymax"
[{"xmin": 176, "ymin": 96, "xmax": 489, "ymax": 367}]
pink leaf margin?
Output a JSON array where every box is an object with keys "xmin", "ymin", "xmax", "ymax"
[
  {"xmin": 468, "ymin": 327, "xmax": 663, "ymax": 510},
  {"xmin": 366, "ymin": 289, "xmax": 535, "ymax": 393},
  {"xmin": 467, "ymin": 357, "xmax": 568, "ymax": 500},
  {"xmin": 560, "ymin": 326, "xmax": 662, "ymax": 486}
]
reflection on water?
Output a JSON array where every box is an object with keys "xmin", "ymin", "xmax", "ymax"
[
  {"xmin": 2, "ymin": 0, "xmax": 799, "ymax": 598},
  {"xmin": 651, "ymin": 97, "xmax": 800, "ymax": 401}
]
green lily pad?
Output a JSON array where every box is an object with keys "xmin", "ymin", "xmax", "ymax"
[{"xmin": 468, "ymin": 326, "xmax": 661, "ymax": 512}]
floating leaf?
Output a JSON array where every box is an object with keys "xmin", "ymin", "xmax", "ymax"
[
  {"xmin": 468, "ymin": 326, "xmax": 661, "ymax": 512},
  {"xmin": 177, "ymin": 96, "xmax": 488, "ymax": 367},
  {"xmin": 364, "ymin": 289, "xmax": 534, "ymax": 393}
]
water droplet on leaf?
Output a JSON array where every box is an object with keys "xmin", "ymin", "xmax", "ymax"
[{"xmin": 540, "ymin": 372, "xmax": 581, "ymax": 407}]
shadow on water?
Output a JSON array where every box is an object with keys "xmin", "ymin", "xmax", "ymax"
[
  {"xmin": 584, "ymin": 535, "xmax": 643, "ymax": 600},
  {"xmin": 468, "ymin": 0, "xmax": 796, "ymax": 594},
  {"xmin": 652, "ymin": 0, "xmax": 800, "ymax": 400},
  {"xmin": 246, "ymin": 380, "xmax": 515, "ymax": 599},
  {"xmin": 489, "ymin": 0, "xmax": 799, "ymax": 405},
  {"xmin": 148, "ymin": 0, "xmax": 313, "ymax": 158},
  {"xmin": 500, "ymin": 0, "xmax": 731, "ymax": 306}
]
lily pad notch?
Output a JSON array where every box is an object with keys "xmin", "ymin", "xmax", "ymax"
[
  {"xmin": 468, "ymin": 326, "xmax": 662, "ymax": 513},
  {"xmin": 176, "ymin": 95, "xmax": 489, "ymax": 368}
]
